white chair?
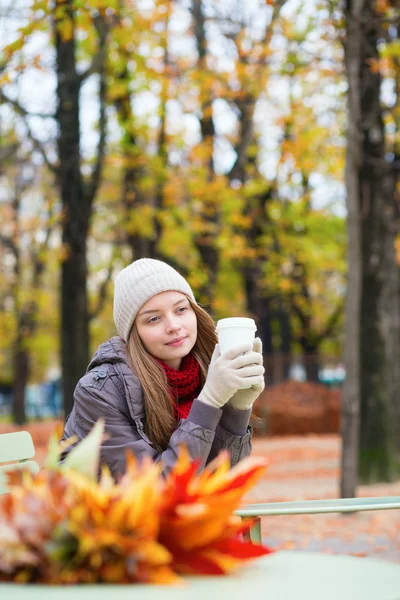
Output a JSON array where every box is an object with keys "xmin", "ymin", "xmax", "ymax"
[
  {"xmin": 0, "ymin": 431, "xmax": 40, "ymax": 494},
  {"xmin": 237, "ymin": 496, "xmax": 400, "ymax": 543}
]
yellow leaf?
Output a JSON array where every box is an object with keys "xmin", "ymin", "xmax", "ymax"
[{"xmin": 58, "ymin": 17, "xmax": 73, "ymax": 42}]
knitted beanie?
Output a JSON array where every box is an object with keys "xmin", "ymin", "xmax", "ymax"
[{"xmin": 113, "ymin": 258, "xmax": 196, "ymax": 340}]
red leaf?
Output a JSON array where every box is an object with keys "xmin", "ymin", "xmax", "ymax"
[{"xmin": 212, "ymin": 538, "xmax": 275, "ymax": 559}]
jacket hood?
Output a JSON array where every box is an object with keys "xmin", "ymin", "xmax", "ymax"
[{"xmin": 86, "ymin": 336, "xmax": 129, "ymax": 372}]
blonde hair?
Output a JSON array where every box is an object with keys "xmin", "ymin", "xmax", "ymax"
[{"xmin": 126, "ymin": 297, "xmax": 218, "ymax": 451}]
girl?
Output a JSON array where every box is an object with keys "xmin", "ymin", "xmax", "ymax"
[{"xmin": 61, "ymin": 258, "xmax": 265, "ymax": 479}]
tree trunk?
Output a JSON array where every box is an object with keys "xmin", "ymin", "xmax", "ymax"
[
  {"xmin": 303, "ymin": 348, "xmax": 320, "ymax": 383},
  {"xmin": 340, "ymin": 0, "xmax": 364, "ymax": 498},
  {"xmin": 359, "ymin": 189, "xmax": 399, "ymax": 479},
  {"xmin": 55, "ymin": 0, "xmax": 90, "ymax": 415},
  {"xmin": 277, "ymin": 301, "xmax": 292, "ymax": 380},
  {"xmin": 296, "ymin": 327, "xmax": 320, "ymax": 382},
  {"xmin": 10, "ymin": 176, "xmax": 26, "ymax": 424},
  {"xmin": 113, "ymin": 39, "xmax": 158, "ymax": 261},
  {"xmin": 292, "ymin": 274, "xmax": 321, "ymax": 382},
  {"xmin": 60, "ymin": 245, "xmax": 89, "ymax": 415},
  {"xmin": 380, "ymin": 185, "xmax": 400, "ymax": 463},
  {"xmin": 55, "ymin": 5, "xmax": 108, "ymax": 415},
  {"xmin": 392, "ymin": 54, "xmax": 400, "ymax": 460},
  {"xmin": 13, "ymin": 336, "xmax": 28, "ymax": 425},
  {"xmin": 357, "ymin": 6, "xmax": 399, "ymax": 483},
  {"xmin": 191, "ymin": 0, "xmax": 220, "ymax": 305},
  {"xmin": 243, "ymin": 267, "xmax": 273, "ymax": 383},
  {"xmin": 8, "ymin": 160, "xmax": 48, "ymax": 424},
  {"xmin": 341, "ymin": 1, "xmax": 400, "ymax": 492},
  {"xmin": 13, "ymin": 303, "xmax": 37, "ymax": 424},
  {"xmin": 113, "ymin": 9, "xmax": 181, "ymax": 270}
]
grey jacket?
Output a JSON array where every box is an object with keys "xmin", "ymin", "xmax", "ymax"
[{"xmin": 61, "ymin": 337, "xmax": 252, "ymax": 480}]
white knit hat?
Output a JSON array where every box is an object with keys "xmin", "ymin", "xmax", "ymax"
[{"xmin": 113, "ymin": 258, "xmax": 196, "ymax": 340}]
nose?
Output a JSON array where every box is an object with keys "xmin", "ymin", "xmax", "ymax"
[{"xmin": 165, "ymin": 315, "xmax": 181, "ymax": 334}]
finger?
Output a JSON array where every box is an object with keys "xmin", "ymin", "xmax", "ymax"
[
  {"xmin": 252, "ymin": 377, "xmax": 265, "ymax": 391},
  {"xmin": 234, "ymin": 379, "xmax": 252, "ymax": 390},
  {"xmin": 253, "ymin": 337, "xmax": 263, "ymax": 355},
  {"xmin": 236, "ymin": 365, "xmax": 265, "ymax": 378},
  {"xmin": 238, "ymin": 375, "xmax": 265, "ymax": 390},
  {"xmin": 230, "ymin": 352, "xmax": 263, "ymax": 369},
  {"xmin": 223, "ymin": 343, "xmax": 253, "ymax": 360}
]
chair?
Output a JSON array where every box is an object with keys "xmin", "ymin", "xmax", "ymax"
[
  {"xmin": 237, "ymin": 496, "xmax": 400, "ymax": 544},
  {"xmin": 0, "ymin": 431, "xmax": 40, "ymax": 495}
]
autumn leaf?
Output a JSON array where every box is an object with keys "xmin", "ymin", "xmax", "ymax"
[{"xmin": 158, "ymin": 447, "xmax": 274, "ymax": 575}]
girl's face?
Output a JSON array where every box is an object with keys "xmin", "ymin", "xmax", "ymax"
[{"xmin": 135, "ymin": 291, "xmax": 197, "ymax": 369}]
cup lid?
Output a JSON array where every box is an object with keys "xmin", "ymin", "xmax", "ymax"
[{"xmin": 216, "ymin": 317, "xmax": 257, "ymax": 330}]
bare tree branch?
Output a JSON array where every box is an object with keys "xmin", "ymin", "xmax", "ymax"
[
  {"xmin": 228, "ymin": 97, "xmax": 255, "ymax": 181},
  {"xmin": 0, "ymin": 233, "xmax": 18, "ymax": 258},
  {"xmin": 78, "ymin": 12, "xmax": 113, "ymax": 84},
  {"xmin": 316, "ymin": 298, "xmax": 345, "ymax": 346},
  {"xmin": 0, "ymin": 142, "xmax": 19, "ymax": 168},
  {"xmin": 228, "ymin": 0, "xmax": 288, "ymax": 181},
  {"xmin": 26, "ymin": 131, "xmax": 58, "ymax": 175},
  {"xmin": 79, "ymin": 48, "xmax": 107, "ymax": 83},
  {"xmin": 191, "ymin": 0, "xmax": 216, "ymax": 169},
  {"xmin": 86, "ymin": 14, "xmax": 108, "ymax": 206},
  {"xmin": 88, "ymin": 254, "xmax": 115, "ymax": 321},
  {"xmin": 263, "ymin": 0, "xmax": 288, "ymax": 51},
  {"xmin": 291, "ymin": 298, "xmax": 309, "ymax": 330},
  {"xmin": 31, "ymin": 198, "xmax": 57, "ymax": 287},
  {"xmin": 0, "ymin": 89, "xmax": 54, "ymax": 119},
  {"xmin": 0, "ymin": 90, "xmax": 58, "ymax": 175},
  {"xmin": 292, "ymin": 291, "xmax": 344, "ymax": 349}
]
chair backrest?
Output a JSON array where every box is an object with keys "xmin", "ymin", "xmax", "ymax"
[
  {"xmin": 0, "ymin": 431, "xmax": 39, "ymax": 495},
  {"xmin": 237, "ymin": 496, "xmax": 400, "ymax": 544},
  {"xmin": 236, "ymin": 496, "xmax": 400, "ymax": 517}
]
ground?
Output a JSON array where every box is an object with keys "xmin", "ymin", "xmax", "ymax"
[{"xmin": 2, "ymin": 421, "xmax": 400, "ymax": 563}]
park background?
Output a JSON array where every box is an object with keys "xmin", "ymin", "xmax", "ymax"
[{"xmin": 1, "ymin": 0, "xmax": 400, "ymax": 561}]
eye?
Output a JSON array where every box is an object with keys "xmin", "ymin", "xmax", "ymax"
[
  {"xmin": 177, "ymin": 306, "xmax": 188, "ymax": 314},
  {"xmin": 148, "ymin": 316, "xmax": 160, "ymax": 324}
]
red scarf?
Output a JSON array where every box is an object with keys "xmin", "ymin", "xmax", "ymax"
[{"xmin": 156, "ymin": 353, "xmax": 201, "ymax": 420}]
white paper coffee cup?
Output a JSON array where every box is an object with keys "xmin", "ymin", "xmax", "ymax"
[{"xmin": 216, "ymin": 317, "xmax": 257, "ymax": 354}]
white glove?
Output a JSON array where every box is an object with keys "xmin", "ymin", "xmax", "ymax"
[
  {"xmin": 228, "ymin": 338, "xmax": 265, "ymax": 411},
  {"xmin": 198, "ymin": 341, "xmax": 265, "ymax": 409}
]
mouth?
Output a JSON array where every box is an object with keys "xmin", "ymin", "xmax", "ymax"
[{"xmin": 166, "ymin": 336, "xmax": 187, "ymax": 346}]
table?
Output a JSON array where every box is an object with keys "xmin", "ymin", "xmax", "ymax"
[{"xmin": 1, "ymin": 551, "xmax": 400, "ymax": 599}]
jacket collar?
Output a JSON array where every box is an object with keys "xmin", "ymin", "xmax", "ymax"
[{"xmin": 87, "ymin": 337, "xmax": 145, "ymax": 421}]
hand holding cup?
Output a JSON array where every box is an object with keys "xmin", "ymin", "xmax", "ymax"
[
  {"xmin": 198, "ymin": 341, "xmax": 264, "ymax": 409},
  {"xmin": 228, "ymin": 337, "xmax": 265, "ymax": 411}
]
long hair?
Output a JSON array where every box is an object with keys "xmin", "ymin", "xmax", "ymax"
[{"xmin": 125, "ymin": 297, "xmax": 218, "ymax": 451}]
